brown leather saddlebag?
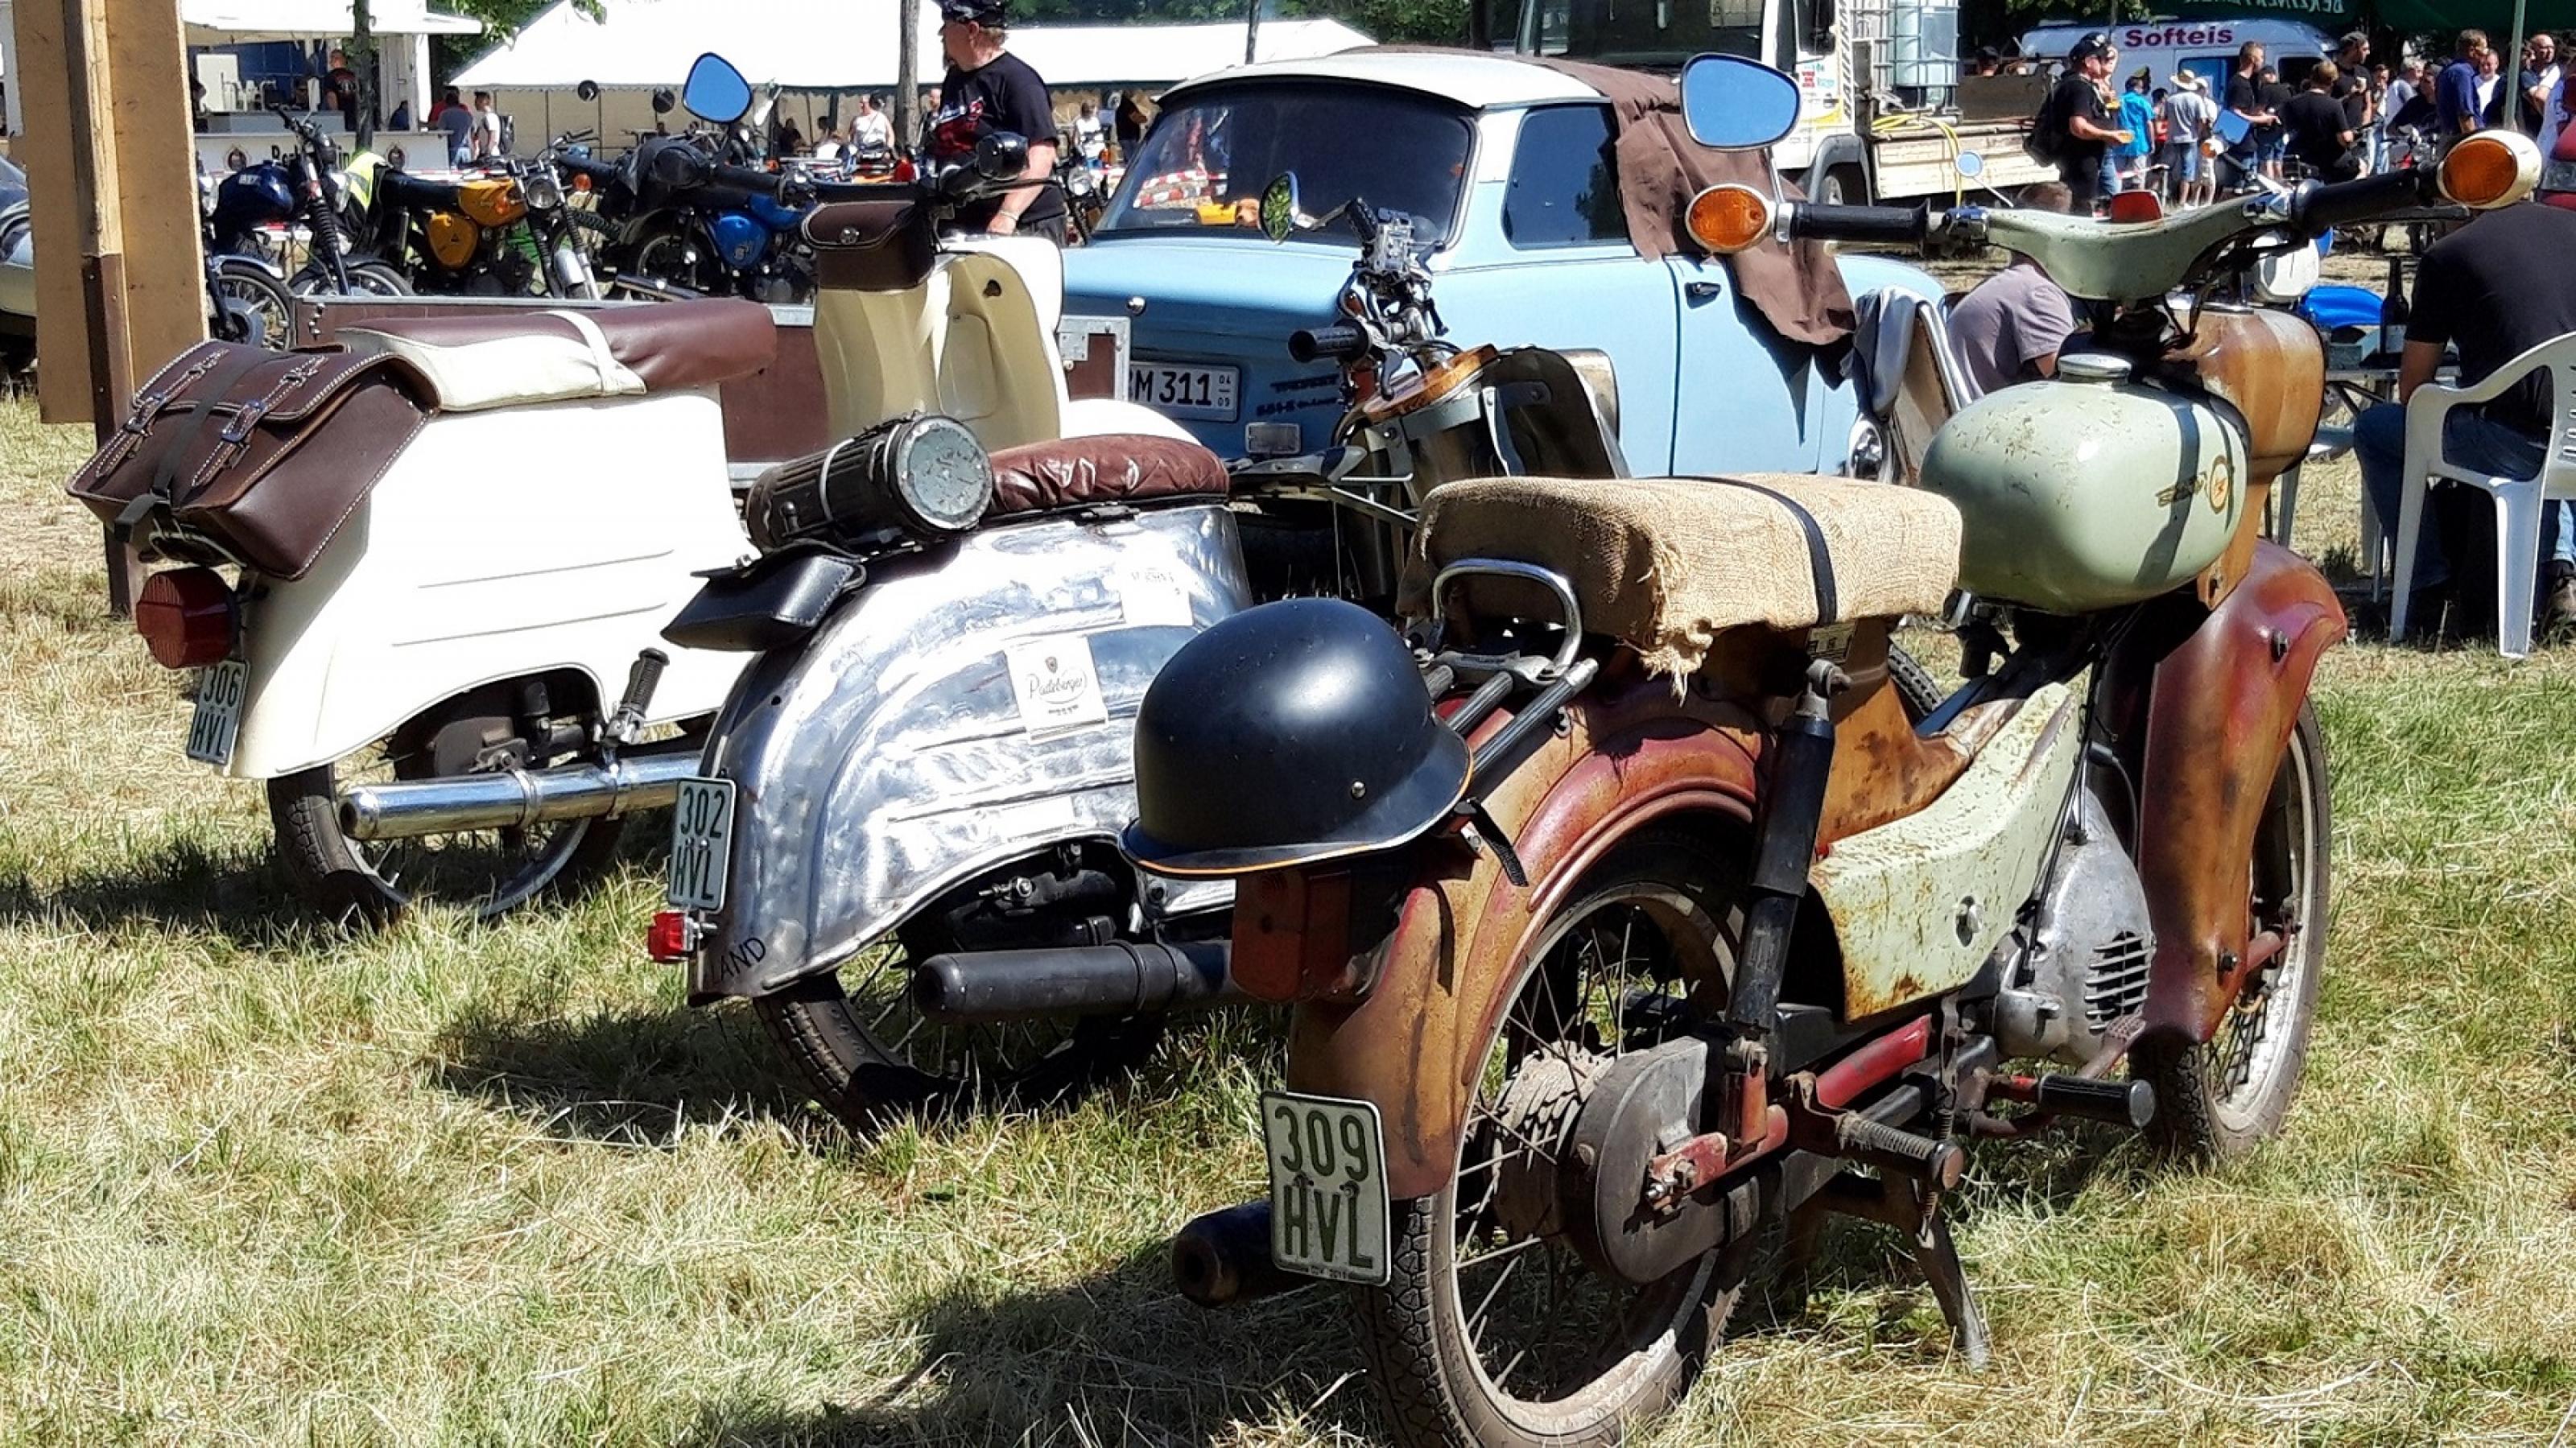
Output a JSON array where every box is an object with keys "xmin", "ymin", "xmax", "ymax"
[{"xmin": 66, "ymin": 340, "xmax": 432, "ymax": 580}]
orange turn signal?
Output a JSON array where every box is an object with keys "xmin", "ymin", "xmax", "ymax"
[
  {"xmin": 2440, "ymin": 130, "xmax": 2541, "ymax": 209},
  {"xmin": 571, "ymin": 174, "xmax": 592, "ymax": 192},
  {"xmin": 1684, "ymin": 183, "xmax": 1773, "ymax": 254}
]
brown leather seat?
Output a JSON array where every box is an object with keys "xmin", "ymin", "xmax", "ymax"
[
  {"xmin": 348, "ymin": 297, "xmax": 778, "ymax": 394},
  {"xmin": 989, "ymin": 434, "xmax": 1229, "ymax": 518}
]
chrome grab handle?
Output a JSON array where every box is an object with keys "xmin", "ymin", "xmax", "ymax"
[{"xmin": 1430, "ymin": 558, "xmax": 1583, "ymax": 679}]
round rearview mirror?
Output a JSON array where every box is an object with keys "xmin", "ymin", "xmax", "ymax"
[
  {"xmin": 1261, "ymin": 172, "xmax": 1301, "ymax": 243},
  {"xmin": 1955, "ymin": 150, "xmax": 1985, "ymax": 179},
  {"xmin": 1678, "ymin": 53, "xmax": 1804, "ymax": 151},
  {"xmin": 651, "ymin": 88, "xmax": 675, "ymax": 116},
  {"xmin": 681, "ymin": 52, "xmax": 754, "ymax": 126},
  {"xmin": 576, "ymin": 79, "xmax": 601, "ymax": 103}
]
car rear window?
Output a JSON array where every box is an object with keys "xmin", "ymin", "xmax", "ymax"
[
  {"xmin": 1096, "ymin": 82, "xmax": 1476, "ymax": 248},
  {"xmin": 1502, "ymin": 105, "xmax": 1626, "ymax": 249}
]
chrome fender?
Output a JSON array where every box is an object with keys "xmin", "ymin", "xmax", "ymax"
[{"xmin": 688, "ymin": 503, "xmax": 1252, "ymax": 1002}]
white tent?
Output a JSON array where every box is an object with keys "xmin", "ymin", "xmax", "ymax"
[
  {"xmin": 178, "ymin": 0, "xmax": 481, "ymax": 43},
  {"xmin": 454, "ymin": 0, "xmax": 1368, "ymax": 90}
]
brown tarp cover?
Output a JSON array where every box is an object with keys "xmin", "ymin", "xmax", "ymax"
[{"xmin": 1361, "ymin": 48, "xmax": 1856, "ymax": 354}]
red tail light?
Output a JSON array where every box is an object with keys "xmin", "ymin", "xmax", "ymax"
[
  {"xmin": 647, "ymin": 910, "xmax": 696, "ymax": 962},
  {"xmin": 2106, "ymin": 191, "xmax": 2165, "ymax": 225},
  {"xmin": 134, "ymin": 567, "xmax": 236, "ymax": 668}
]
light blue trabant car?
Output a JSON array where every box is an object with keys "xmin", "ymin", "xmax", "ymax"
[{"xmin": 1062, "ymin": 50, "xmax": 1941, "ymax": 473}]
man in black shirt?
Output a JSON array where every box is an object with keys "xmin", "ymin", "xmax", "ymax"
[
  {"xmin": 926, "ymin": 0, "xmax": 1067, "ymax": 242},
  {"xmin": 2332, "ymin": 32, "xmax": 2375, "ymax": 134},
  {"xmin": 2356, "ymin": 200, "xmax": 2576, "ymax": 638},
  {"xmin": 2222, "ymin": 42, "xmax": 2276, "ymax": 188},
  {"xmin": 2282, "ymin": 62, "xmax": 2361, "ymax": 179},
  {"xmin": 2050, "ymin": 34, "xmax": 2132, "ymax": 212}
]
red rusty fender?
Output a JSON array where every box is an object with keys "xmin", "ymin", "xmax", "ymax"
[{"xmin": 2136, "ymin": 540, "xmax": 2344, "ymax": 1044}]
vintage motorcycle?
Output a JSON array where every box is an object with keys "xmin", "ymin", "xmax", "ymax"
[
  {"xmin": 63, "ymin": 52, "xmax": 1187, "ymax": 925},
  {"xmin": 1116, "ymin": 55, "xmax": 2540, "ymax": 1446}
]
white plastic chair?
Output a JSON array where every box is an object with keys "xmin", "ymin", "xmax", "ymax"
[{"xmin": 2389, "ymin": 333, "xmax": 2576, "ymax": 658}]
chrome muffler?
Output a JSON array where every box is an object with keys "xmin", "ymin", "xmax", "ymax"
[{"xmin": 339, "ymin": 752, "xmax": 699, "ymax": 840}]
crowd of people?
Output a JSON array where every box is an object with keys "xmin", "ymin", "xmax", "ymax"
[{"xmin": 2035, "ymin": 27, "xmax": 2576, "ymax": 212}]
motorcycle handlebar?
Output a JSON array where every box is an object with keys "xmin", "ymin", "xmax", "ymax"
[
  {"xmin": 2288, "ymin": 167, "xmax": 2436, "ymax": 237},
  {"xmin": 1289, "ymin": 325, "xmax": 1371, "ymax": 364},
  {"xmin": 1781, "ymin": 201, "xmax": 1930, "ymax": 246},
  {"xmin": 712, "ymin": 162, "xmax": 791, "ymax": 199}
]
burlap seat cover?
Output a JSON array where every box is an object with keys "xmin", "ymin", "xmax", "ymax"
[{"xmin": 1413, "ymin": 474, "xmax": 1962, "ymax": 676}]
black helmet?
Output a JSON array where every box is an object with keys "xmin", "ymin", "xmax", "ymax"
[{"xmin": 1122, "ymin": 598, "xmax": 1470, "ymax": 877}]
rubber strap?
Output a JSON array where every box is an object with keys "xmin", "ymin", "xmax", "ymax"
[
  {"xmin": 545, "ymin": 307, "xmax": 622, "ymax": 391},
  {"xmin": 1682, "ymin": 475, "xmax": 1839, "ymax": 623}
]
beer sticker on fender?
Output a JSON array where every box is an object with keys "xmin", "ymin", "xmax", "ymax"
[
  {"xmin": 1005, "ymin": 635, "xmax": 1109, "ymax": 734},
  {"xmin": 1261, "ymin": 1091, "xmax": 1392, "ymax": 1285}
]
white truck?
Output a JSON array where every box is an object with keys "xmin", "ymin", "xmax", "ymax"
[{"xmin": 1485, "ymin": 0, "xmax": 2063, "ymax": 202}]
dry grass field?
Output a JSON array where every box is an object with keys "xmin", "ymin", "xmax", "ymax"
[{"xmin": 3, "ymin": 378, "xmax": 2574, "ymax": 1445}]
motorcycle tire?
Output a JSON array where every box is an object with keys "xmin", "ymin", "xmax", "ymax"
[
  {"xmin": 266, "ymin": 698, "xmax": 629, "ymax": 924},
  {"xmin": 755, "ymin": 947, "xmax": 1165, "ymax": 1127},
  {"xmin": 1886, "ymin": 640, "xmax": 1946, "ymax": 722},
  {"xmin": 2132, "ymin": 701, "xmax": 2330, "ymax": 1161},
  {"xmin": 209, "ymin": 259, "xmax": 295, "ymax": 350},
  {"xmin": 1360, "ymin": 831, "xmax": 1748, "ymax": 1448}
]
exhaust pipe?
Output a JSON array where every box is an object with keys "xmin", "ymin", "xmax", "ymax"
[
  {"xmin": 340, "ymin": 751, "xmax": 700, "ymax": 841},
  {"xmin": 1174, "ymin": 1201, "xmax": 1298, "ymax": 1308},
  {"xmin": 912, "ymin": 939, "xmax": 1241, "ymax": 1022}
]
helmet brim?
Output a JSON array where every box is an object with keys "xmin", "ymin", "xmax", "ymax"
[{"xmin": 1120, "ymin": 728, "xmax": 1471, "ymax": 877}]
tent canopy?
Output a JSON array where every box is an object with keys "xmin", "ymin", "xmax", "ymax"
[
  {"xmin": 180, "ymin": 0, "xmax": 481, "ymax": 42},
  {"xmin": 453, "ymin": 0, "xmax": 1368, "ymax": 90}
]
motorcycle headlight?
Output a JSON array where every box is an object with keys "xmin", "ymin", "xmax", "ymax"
[
  {"xmin": 745, "ymin": 413, "xmax": 993, "ymax": 551},
  {"xmin": 525, "ymin": 173, "xmax": 564, "ymax": 210}
]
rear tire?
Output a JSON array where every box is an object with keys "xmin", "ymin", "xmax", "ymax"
[
  {"xmin": 210, "ymin": 260, "xmax": 294, "ymax": 349},
  {"xmin": 754, "ymin": 955, "xmax": 1164, "ymax": 1125},
  {"xmin": 2133, "ymin": 703, "xmax": 2330, "ymax": 1160},
  {"xmin": 1359, "ymin": 834, "xmax": 1746, "ymax": 1448}
]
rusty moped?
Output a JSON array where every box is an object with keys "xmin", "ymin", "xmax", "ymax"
[{"xmin": 1117, "ymin": 56, "xmax": 2540, "ymax": 1446}]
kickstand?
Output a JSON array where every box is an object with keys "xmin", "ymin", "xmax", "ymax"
[{"xmin": 1810, "ymin": 1171, "xmax": 1991, "ymax": 1369}]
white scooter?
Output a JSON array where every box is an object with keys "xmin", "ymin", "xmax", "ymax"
[{"xmin": 74, "ymin": 52, "xmax": 1183, "ymax": 921}]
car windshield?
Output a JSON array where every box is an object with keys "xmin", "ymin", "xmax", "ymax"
[{"xmin": 1096, "ymin": 83, "xmax": 1476, "ymax": 247}]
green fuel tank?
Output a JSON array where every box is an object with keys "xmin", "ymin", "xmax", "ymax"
[{"xmin": 1918, "ymin": 355, "xmax": 2249, "ymax": 614}]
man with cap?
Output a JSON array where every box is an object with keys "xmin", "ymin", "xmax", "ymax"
[
  {"xmin": 2050, "ymin": 33, "xmax": 2133, "ymax": 212},
  {"xmin": 923, "ymin": 0, "xmax": 1068, "ymax": 241},
  {"xmin": 2354, "ymin": 170, "xmax": 2576, "ymax": 641}
]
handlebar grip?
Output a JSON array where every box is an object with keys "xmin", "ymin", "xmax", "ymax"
[
  {"xmin": 2289, "ymin": 168, "xmax": 2435, "ymax": 237},
  {"xmin": 1784, "ymin": 201, "xmax": 1930, "ymax": 246},
  {"xmin": 1289, "ymin": 325, "xmax": 1370, "ymax": 364}
]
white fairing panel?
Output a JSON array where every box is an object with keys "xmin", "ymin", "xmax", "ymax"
[{"xmin": 225, "ymin": 389, "xmax": 753, "ymax": 778}]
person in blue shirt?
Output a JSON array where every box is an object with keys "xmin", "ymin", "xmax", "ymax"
[
  {"xmin": 2436, "ymin": 30, "xmax": 2492, "ymax": 135},
  {"xmin": 2117, "ymin": 69, "xmax": 2157, "ymax": 193}
]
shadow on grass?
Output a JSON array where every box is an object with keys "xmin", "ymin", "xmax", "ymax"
[
  {"xmin": 0, "ymin": 831, "xmax": 321, "ymax": 948},
  {"xmin": 684, "ymin": 1240, "xmax": 1376, "ymax": 1446},
  {"xmin": 431, "ymin": 996, "xmax": 828, "ymax": 1146}
]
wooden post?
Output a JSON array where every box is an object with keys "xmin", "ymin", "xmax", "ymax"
[
  {"xmin": 12, "ymin": 0, "xmax": 206, "ymax": 612},
  {"xmin": 898, "ymin": 0, "xmax": 922, "ymax": 147}
]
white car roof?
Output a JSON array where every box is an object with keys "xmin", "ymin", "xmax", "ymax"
[{"xmin": 1164, "ymin": 51, "xmax": 1608, "ymax": 110}]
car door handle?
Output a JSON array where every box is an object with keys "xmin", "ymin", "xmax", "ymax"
[{"xmin": 1685, "ymin": 281, "xmax": 1722, "ymax": 301}]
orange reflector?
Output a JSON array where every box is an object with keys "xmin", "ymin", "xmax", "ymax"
[
  {"xmin": 1683, "ymin": 183, "xmax": 1773, "ymax": 254},
  {"xmin": 2105, "ymin": 190, "xmax": 2164, "ymax": 224},
  {"xmin": 2441, "ymin": 131, "xmax": 2539, "ymax": 208},
  {"xmin": 572, "ymin": 174, "xmax": 592, "ymax": 192}
]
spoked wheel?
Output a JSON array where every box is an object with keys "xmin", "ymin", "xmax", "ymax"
[
  {"xmin": 266, "ymin": 699, "xmax": 626, "ymax": 923},
  {"xmin": 210, "ymin": 260, "xmax": 295, "ymax": 349},
  {"xmin": 2136, "ymin": 702, "xmax": 2330, "ymax": 1160},
  {"xmin": 1361, "ymin": 835, "xmax": 1746, "ymax": 1448},
  {"xmin": 625, "ymin": 221, "xmax": 716, "ymax": 295},
  {"xmin": 756, "ymin": 938, "xmax": 1164, "ymax": 1126}
]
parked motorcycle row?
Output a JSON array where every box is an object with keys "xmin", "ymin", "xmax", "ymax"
[{"xmin": 63, "ymin": 46, "xmax": 2546, "ymax": 1445}]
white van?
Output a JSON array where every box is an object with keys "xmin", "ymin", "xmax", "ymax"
[{"xmin": 2019, "ymin": 19, "xmax": 2338, "ymax": 95}]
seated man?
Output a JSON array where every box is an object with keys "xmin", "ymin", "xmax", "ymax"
[
  {"xmin": 2356, "ymin": 191, "xmax": 2576, "ymax": 637},
  {"xmin": 1946, "ymin": 182, "xmax": 2077, "ymax": 396}
]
